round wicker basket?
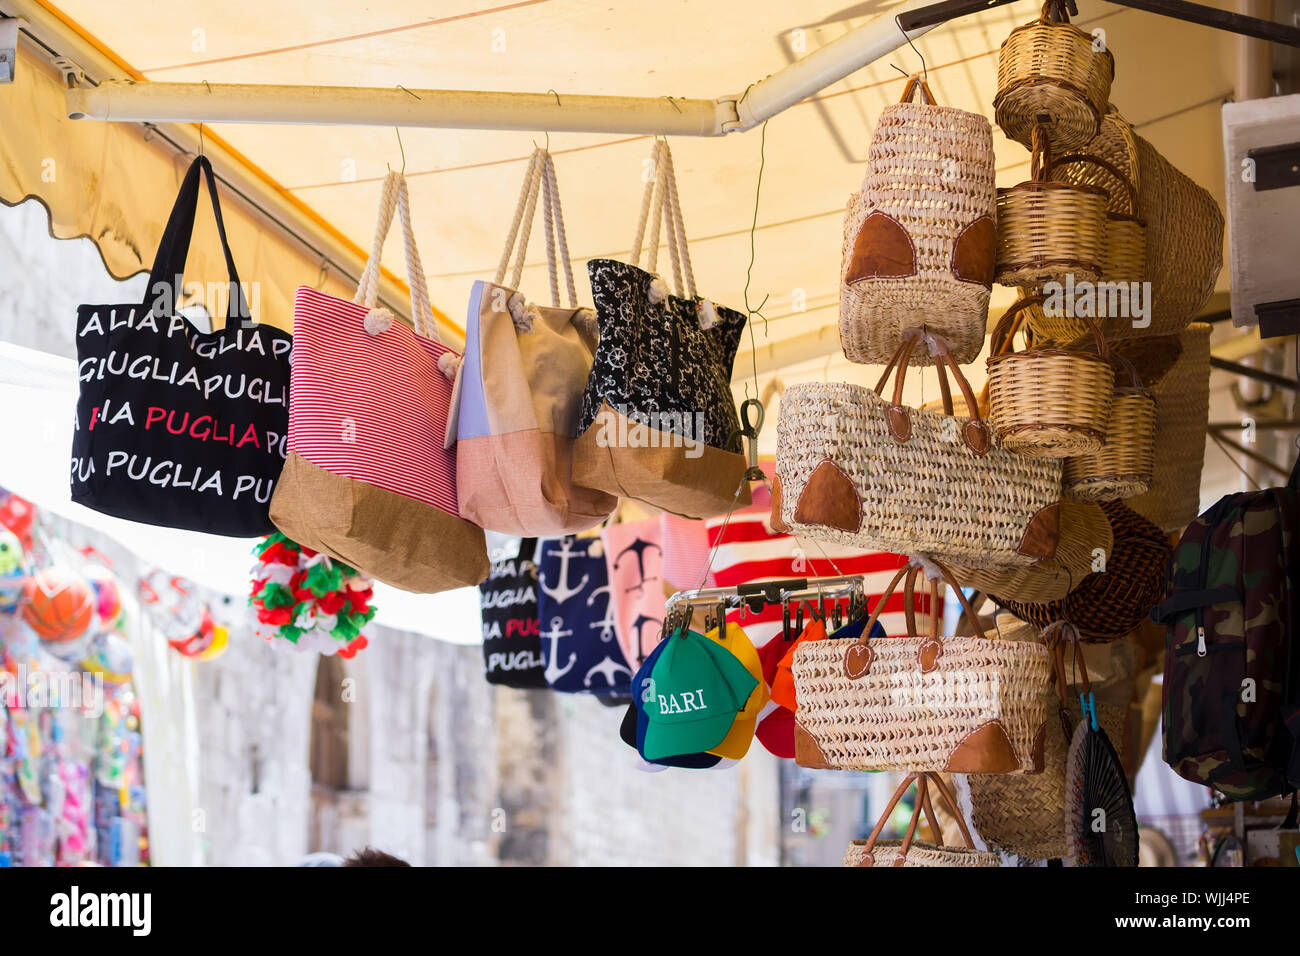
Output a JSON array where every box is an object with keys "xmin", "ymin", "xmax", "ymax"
[
  {"xmin": 986, "ymin": 296, "xmax": 1116, "ymax": 457},
  {"xmin": 994, "ymin": 0, "xmax": 1115, "ymax": 153},
  {"xmin": 1063, "ymin": 356, "xmax": 1156, "ymax": 502},
  {"xmin": 996, "ymin": 126, "xmax": 1110, "ymax": 289}
]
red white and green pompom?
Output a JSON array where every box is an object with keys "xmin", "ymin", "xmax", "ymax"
[{"xmin": 249, "ymin": 533, "xmax": 375, "ymax": 658}]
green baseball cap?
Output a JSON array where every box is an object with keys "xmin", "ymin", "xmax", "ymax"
[{"xmin": 641, "ymin": 628, "xmax": 759, "ymax": 761}]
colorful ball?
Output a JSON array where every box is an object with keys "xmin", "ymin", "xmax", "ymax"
[
  {"xmin": 80, "ymin": 632, "xmax": 134, "ymax": 685},
  {"xmin": 21, "ymin": 568, "xmax": 96, "ymax": 643},
  {"xmin": 0, "ymin": 529, "xmax": 26, "ymax": 614},
  {"xmin": 84, "ymin": 567, "xmax": 124, "ymax": 629}
]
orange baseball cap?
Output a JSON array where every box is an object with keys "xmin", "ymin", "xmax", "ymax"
[
  {"xmin": 703, "ymin": 622, "xmax": 768, "ymax": 760},
  {"xmin": 770, "ymin": 618, "xmax": 827, "ymax": 713}
]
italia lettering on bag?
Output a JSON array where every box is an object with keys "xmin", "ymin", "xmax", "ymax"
[{"xmin": 657, "ymin": 689, "xmax": 707, "ymax": 715}]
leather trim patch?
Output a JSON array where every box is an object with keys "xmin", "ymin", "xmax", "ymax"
[
  {"xmin": 1030, "ymin": 721, "xmax": 1047, "ymax": 774},
  {"xmin": 944, "ymin": 719, "xmax": 1019, "ymax": 773},
  {"xmin": 844, "ymin": 643, "xmax": 874, "ymax": 680},
  {"xmin": 1016, "ymin": 502, "xmax": 1061, "ymax": 561},
  {"xmin": 886, "ymin": 405, "xmax": 913, "ymax": 444},
  {"xmin": 918, "ymin": 639, "xmax": 942, "ymax": 673},
  {"xmin": 950, "ymin": 214, "xmax": 996, "ymax": 288},
  {"xmin": 845, "ymin": 211, "xmax": 916, "ymax": 283},
  {"xmin": 963, "ymin": 420, "xmax": 991, "ymax": 456},
  {"xmin": 794, "ymin": 722, "xmax": 833, "ymax": 769},
  {"xmin": 793, "ymin": 459, "xmax": 862, "ymax": 533},
  {"xmin": 769, "ymin": 475, "xmax": 791, "ymax": 533}
]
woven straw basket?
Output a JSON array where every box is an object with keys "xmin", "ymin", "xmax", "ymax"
[
  {"xmin": 1124, "ymin": 322, "xmax": 1211, "ymax": 532},
  {"xmin": 1054, "ymin": 109, "xmax": 1223, "ymax": 339},
  {"xmin": 951, "ymin": 498, "xmax": 1112, "ymax": 604},
  {"xmin": 986, "ymin": 296, "xmax": 1116, "ymax": 457},
  {"xmin": 998, "ymin": 501, "xmax": 1171, "ymax": 642},
  {"xmin": 773, "ymin": 331, "xmax": 1063, "ymax": 570},
  {"xmin": 794, "ymin": 563, "xmax": 1052, "ymax": 773},
  {"xmin": 846, "ymin": 773, "xmax": 998, "ymax": 867},
  {"xmin": 839, "ymin": 75, "xmax": 996, "ymax": 367},
  {"xmin": 994, "ymin": 0, "xmax": 1115, "ymax": 153},
  {"xmin": 993, "ymin": 1, "xmax": 1118, "ymax": 152},
  {"xmin": 996, "ymin": 126, "xmax": 1109, "ymax": 288},
  {"xmin": 969, "ymin": 623, "xmax": 1127, "ymax": 860},
  {"xmin": 1063, "ymin": 356, "xmax": 1156, "ymax": 502}
]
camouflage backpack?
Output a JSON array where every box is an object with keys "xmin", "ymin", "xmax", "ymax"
[{"xmin": 1152, "ymin": 458, "xmax": 1300, "ymax": 801}]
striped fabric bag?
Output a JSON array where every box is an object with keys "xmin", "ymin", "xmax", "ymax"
[{"xmin": 269, "ymin": 171, "xmax": 488, "ymax": 594}]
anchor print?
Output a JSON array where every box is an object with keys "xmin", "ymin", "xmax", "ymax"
[
  {"xmin": 629, "ymin": 613, "xmax": 662, "ymax": 663},
  {"xmin": 539, "ymin": 615, "xmax": 577, "ymax": 684},
  {"xmin": 586, "ymin": 583, "xmax": 617, "ymax": 643},
  {"xmin": 614, "ymin": 538, "xmax": 662, "ymax": 597},
  {"xmin": 585, "ymin": 655, "xmax": 633, "ymax": 689},
  {"xmin": 539, "ymin": 537, "xmax": 589, "ymax": 605}
]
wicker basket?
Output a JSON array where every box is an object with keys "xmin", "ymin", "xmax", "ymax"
[
  {"xmin": 846, "ymin": 772, "xmax": 999, "ymax": 867},
  {"xmin": 1124, "ymin": 323, "xmax": 1211, "ymax": 532},
  {"xmin": 994, "ymin": 0, "xmax": 1115, "ymax": 153},
  {"xmin": 794, "ymin": 562, "xmax": 1052, "ymax": 772},
  {"xmin": 996, "ymin": 125, "xmax": 1110, "ymax": 288},
  {"xmin": 1053, "ymin": 108, "xmax": 1223, "ymax": 339},
  {"xmin": 840, "ymin": 74, "xmax": 997, "ymax": 367},
  {"xmin": 969, "ymin": 623, "xmax": 1128, "ymax": 860},
  {"xmin": 997, "ymin": 501, "xmax": 1171, "ymax": 642},
  {"xmin": 986, "ymin": 296, "xmax": 1115, "ymax": 457},
  {"xmin": 1063, "ymin": 356, "xmax": 1156, "ymax": 502},
  {"xmin": 951, "ymin": 498, "xmax": 1113, "ymax": 604},
  {"xmin": 773, "ymin": 331, "xmax": 1064, "ymax": 570}
]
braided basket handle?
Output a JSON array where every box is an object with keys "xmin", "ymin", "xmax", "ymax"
[
  {"xmin": 1045, "ymin": 152, "xmax": 1140, "ymax": 217},
  {"xmin": 1029, "ymin": 123, "xmax": 1055, "ymax": 182},
  {"xmin": 899, "ymin": 73, "xmax": 937, "ymax": 105}
]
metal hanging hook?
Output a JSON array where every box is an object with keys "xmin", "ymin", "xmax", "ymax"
[{"xmin": 893, "ymin": 16, "xmax": 928, "ymax": 83}]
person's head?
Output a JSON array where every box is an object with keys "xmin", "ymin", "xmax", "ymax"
[{"xmin": 343, "ymin": 846, "xmax": 411, "ymax": 867}]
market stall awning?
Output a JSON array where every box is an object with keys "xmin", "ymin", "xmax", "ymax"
[{"xmin": 1, "ymin": 0, "xmax": 1238, "ymax": 384}]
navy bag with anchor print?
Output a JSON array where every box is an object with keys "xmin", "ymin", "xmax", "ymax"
[{"xmin": 536, "ymin": 536, "xmax": 633, "ymax": 697}]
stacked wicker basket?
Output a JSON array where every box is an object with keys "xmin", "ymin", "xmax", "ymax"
[{"xmin": 772, "ymin": 0, "xmax": 1222, "ymax": 865}]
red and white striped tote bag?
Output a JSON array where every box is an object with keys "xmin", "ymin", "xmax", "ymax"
[{"xmin": 269, "ymin": 171, "xmax": 488, "ymax": 594}]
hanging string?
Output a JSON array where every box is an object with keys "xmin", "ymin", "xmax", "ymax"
[{"xmin": 743, "ymin": 119, "xmax": 772, "ymax": 397}]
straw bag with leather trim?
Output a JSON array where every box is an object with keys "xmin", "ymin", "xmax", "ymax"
[
  {"xmin": 839, "ymin": 74, "xmax": 996, "ymax": 367},
  {"xmin": 969, "ymin": 621, "xmax": 1129, "ymax": 860},
  {"xmin": 845, "ymin": 772, "xmax": 998, "ymax": 867},
  {"xmin": 793, "ymin": 560, "xmax": 1052, "ymax": 773},
  {"xmin": 772, "ymin": 330, "xmax": 1063, "ymax": 570}
]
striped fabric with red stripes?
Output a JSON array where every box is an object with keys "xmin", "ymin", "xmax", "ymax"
[
  {"xmin": 287, "ymin": 286, "xmax": 461, "ymax": 515},
  {"xmin": 704, "ymin": 499, "xmax": 930, "ymax": 645}
]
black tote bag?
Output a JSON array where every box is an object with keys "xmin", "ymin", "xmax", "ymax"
[
  {"xmin": 480, "ymin": 538, "xmax": 548, "ymax": 687},
  {"xmin": 70, "ymin": 156, "xmax": 292, "ymax": 536}
]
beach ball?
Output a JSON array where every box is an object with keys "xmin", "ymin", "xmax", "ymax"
[
  {"xmin": 80, "ymin": 632, "xmax": 134, "ymax": 685},
  {"xmin": 21, "ymin": 568, "xmax": 96, "ymax": 643}
]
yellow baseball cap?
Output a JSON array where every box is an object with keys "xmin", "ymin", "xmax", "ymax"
[{"xmin": 704, "ymin": 622, "xmax": 769, "ymax": 759}]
